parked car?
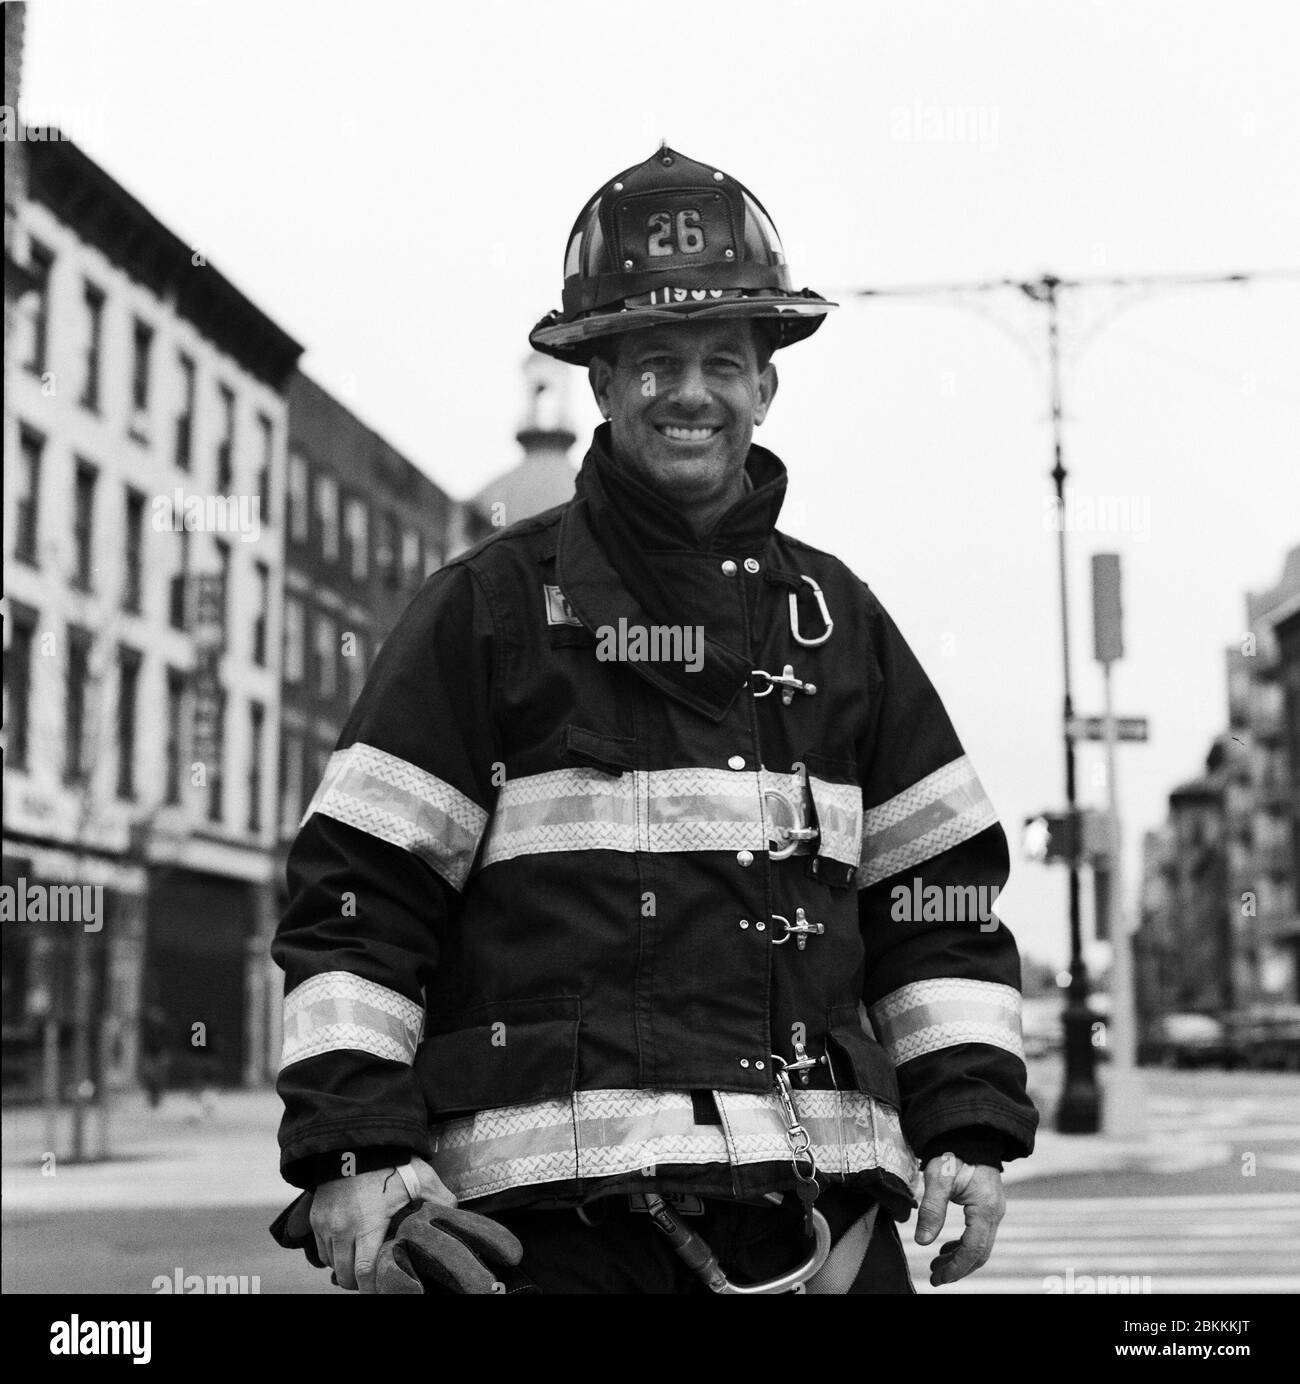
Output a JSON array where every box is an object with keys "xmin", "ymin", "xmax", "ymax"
[
  {"xmin": 1223, "ymin": 1005, "xmax": 1300, "ymax": 1071},
  {"xmin": 1139, "ymin": 1012, "xmax": 1234, "ymax": 1069}
]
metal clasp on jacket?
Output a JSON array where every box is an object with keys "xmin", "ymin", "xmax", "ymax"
[
  {"xmin": 777, "ymin": 1035, "xmax": 828, "ymax": 1088},
  {"xmin": 790, "ymin": 575, "xmax": 833, "ymax": 648},
  {"xmin": 769, "ymin": 908, "xmax": 825, "ymax": 951},
  {"xmin": 751, "ymin": 664, "xmax": 818, "ymax": 707}
]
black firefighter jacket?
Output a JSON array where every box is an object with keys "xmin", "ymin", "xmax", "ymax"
[{"xmin": 274, "ymin": 433, "xmax": 1039, "ymax": 1218}]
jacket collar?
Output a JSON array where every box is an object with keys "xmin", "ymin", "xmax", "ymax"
[{"xmin": 556, "ymin": 427, "xmax": 788, "ymax": 722}]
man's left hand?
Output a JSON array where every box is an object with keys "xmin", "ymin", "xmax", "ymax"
[{"xmin": 914, "ymin": 1153, "xmax": 1005, "ymax": 1286}]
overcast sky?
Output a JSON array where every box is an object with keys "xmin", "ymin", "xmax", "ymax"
[{"xmin": 22, "ymin": 0, "xmax": 1300, "ymax": 971}]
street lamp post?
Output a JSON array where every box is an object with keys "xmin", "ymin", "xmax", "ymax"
[{"xmin": 1029, "ymin": 276, "xmax": 1101, "ymax": 1132}]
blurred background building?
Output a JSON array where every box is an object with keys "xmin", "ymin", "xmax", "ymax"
[
  {"xmin": 1136, "ymin": 546, "xmax": 1300, "ymax": 1032},
  {"xmin": 470, "ymin": 351, "xmax": 577, "ymax": 527},
  {"xmin": 3, "ymin": 132, "xmax": 301, "ymax": 1101},
  {"xmin": 1, "ymin": 9, "xmax": 489, "ymax": 1105}
]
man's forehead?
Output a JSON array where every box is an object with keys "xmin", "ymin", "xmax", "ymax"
[{"xmin": 617, "ymin": 320, "xmax": 759, "ymax": 356}]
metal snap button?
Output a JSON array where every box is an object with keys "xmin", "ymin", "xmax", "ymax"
[
  {"xmin": 728, "ymin": 754, "xmax": 745, "ymax": 770},
  {"xmin": 739, "ymin": 919, "xmax": 750, "ymax": 929},
  {"xmin": 721, "ymin": 559, "xmax": 738, "ymax": 576},
  {"xmin": 736, "ymin": 850, "xmax": 754, "ymax": 867},
  {"xmin": 754, "ymin": 920, "xmax": 766, "ymax": 932},
  {"xmin": 744, "ymin": 558, "xmax": 760, "ymax": 574},
  {"xmin": 755, "ymin": 1060, "xmax": 766, "ymax": 1071},
  {"xmin": 739, "ymin": 1058, "xmax": 750, "ymax": 1069}
]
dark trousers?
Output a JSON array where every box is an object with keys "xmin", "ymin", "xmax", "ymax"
[{"xmin": 494, "ymin": 1190, "xmax": 915, "ymax": 1294}]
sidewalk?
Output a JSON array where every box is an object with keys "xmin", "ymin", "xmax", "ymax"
[
  {"xmin": 2, "ymin": 1066, "xmax": 1193, "ymax": 1213},
  {"xmin": 3, "ymin": 1089, "xmax": 293, "ymax": 1212}
]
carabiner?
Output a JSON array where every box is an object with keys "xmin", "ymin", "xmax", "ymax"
[
  {"xmin": 790, "ymin": 575, "xmax": 833, "ymax": 648},
  {"xmin": 644, "ymin": 1193, "xmax": 833, "ymax": 1295}
]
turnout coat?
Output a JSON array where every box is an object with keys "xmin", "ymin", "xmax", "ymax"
[{"xmin": 274, "ymin": 436, "xmax": 1038, "ymax": 1217}]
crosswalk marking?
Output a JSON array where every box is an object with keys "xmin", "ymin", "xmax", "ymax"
[
  {"xmin": 912, "ymin": 1275, "xmax": 1300, "ymax": 1295},
  {"xmin": 903, "ymin": 1192, "xmax": 1300, "ymax": 1294}
]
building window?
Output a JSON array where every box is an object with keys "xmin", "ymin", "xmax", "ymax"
[
  {"xmin": 170, "ymin": 528, "xmax": 190, "ymax": 630},
  {"xmin": 247, "ymin": 700, "xmax": 265, "ymax": 835},
  {"xmin": 288, "ymin": 452, "xmax": 309, "ymax": 545},
  {"xmin": 280, "ymin": 729, "xmax": 304, "ymax": 838},
  {"xmin": 131, "ymin": 317, "xmax": 153, "ymax": 414},
  {"xmin": 14, "ymin": 426, "xmax": 42, "ymax": 565},
  {"xmin": 347, "ymin": 629, "xmax": 368, "ymax": 707},
  {"xmin": 315, "ymin": 613, "xmax": 337, "ymax": 698},
  {"xmin": 64, "ymin": 625, "xmax": 93, "ymax": 785},
  {"xmin": 379, "ymin": 511, "xmax": 400, "ymax": 588},
  {"xmin": 72, "ymin": 459, "xmax": 98, "ymax": 592},
  {"xmin": 283, "ymin": 595, "xmax": 305, "ymax": 684},
  {"xmin": 116, "ymin": 645, "xmax": 142, "ymax": 800},
  {"xmin": 346, "ymin": 496, "xmax": 369, "ymax": 581},
  {"xmin": 256, "ymin": 413, "xmax": 273, "ymax": 525},
  {"xmin": 164, "ymin": 667, "xmax": 187, "ymax": 805},
  {"xmin": 123, "ymin": 487, "xmax": 146, "ymax": 614},
  {"xmin": 3, "ymin": 605, "xmax": 38, "ymax": 772},
  {"xmin": 217, "ymin": 384, "xmax": 235, "ymax": 491},
  {"xmin": 80, "ymin": 280, "xmax": 105, "ymax": 411},
  {"xmin": 207, "ymin": 687, "xmax": 226, "ymax": 823},
  {"xmin": 176, "ymin": 353, "xmax": 196, "ymax": 469},
  {"xmin": 215, "ymin": 539, "xmax": 232, "ymax": 645},
  {"xmin": 316, "ymin": 473, "xmax": 340, "ymax": 563},
  {"xmin": 252, "ymin": 561, "xmax": 270, "ymax": 666},
  {"xmin": 402, "ymin": 528, "xmax": 423, "ymax": 588},
  {"xmin": 23, "ymin": 240, "xmax": 54, "ymax": 374}
]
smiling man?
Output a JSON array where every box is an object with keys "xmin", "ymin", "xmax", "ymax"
[{"xmin": 271, "ymin": 145, "xmax": 1038, "ymax": 1295}]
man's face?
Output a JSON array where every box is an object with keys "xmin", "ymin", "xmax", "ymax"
[{"xmin": 588, "ymin": 319, "xmax": 777, "ymax": 506}]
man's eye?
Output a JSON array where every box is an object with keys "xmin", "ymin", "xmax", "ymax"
[{"xmin": 710, "ymin": 357, "xmax": 744, "ymax": 371}]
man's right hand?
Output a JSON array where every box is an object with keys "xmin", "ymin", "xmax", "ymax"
[{"xmin": 310, "ymin": 1155, "xmax": 455, "ymax": 1293}]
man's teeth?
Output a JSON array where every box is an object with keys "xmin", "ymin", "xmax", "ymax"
[{"xmin": 659, "ymin": 425, "xmax": 719, "ymax": 441}]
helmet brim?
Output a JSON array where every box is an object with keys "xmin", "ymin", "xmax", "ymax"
[{"xmin": 529, "ymin": 296, "xmax": 835, "ymax": 365}]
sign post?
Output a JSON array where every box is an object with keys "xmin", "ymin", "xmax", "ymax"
[{"xmin": 1092, "ymin": 553, "xmax": 1144, "ymax": 1137}]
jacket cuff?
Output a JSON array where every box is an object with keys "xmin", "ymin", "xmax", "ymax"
[
  {"xmin": 288, "ymin": 1144, "xmax": 417, "ymax": 1192},
  {"xmin": 279, "ymin": 1116, "xmax": 433, "ymax": 1188},
  {"xmin": 906, "ymin": 1098, "xmax": 1037, "ymax": 1164},
  {"xmin": 919, "ymin": 1126, "xmax": 1012, "ymax": 1170}
]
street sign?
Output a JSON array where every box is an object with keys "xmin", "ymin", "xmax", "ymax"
[
  {"xmin": 1068, "ymin": 715, "xmax": 1149, "ymax": 742},
  {"xmin": 1092, "ymin": 553, "xmax": 1124, "ymax": 664}
]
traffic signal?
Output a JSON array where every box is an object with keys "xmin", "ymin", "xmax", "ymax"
[{"xmin": 1023, "ymin": 811, "xmax": 1079, "ymax": 864}]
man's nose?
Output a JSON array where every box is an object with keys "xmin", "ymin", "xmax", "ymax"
[{"xmin": 668, "ymin": 361, "xmax": 711, "ymax": 410}]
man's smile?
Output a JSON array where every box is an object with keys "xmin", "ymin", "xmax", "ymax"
[{"xmin": 655, "ymin": 424, "xmax": 723, "ymax": 443}]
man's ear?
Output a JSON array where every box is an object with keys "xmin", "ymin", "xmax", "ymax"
[
  {"xmin": 588, "ymin": 356, "xmax": 613, "ymax": 420},
  {"xmin": 753, "ymin": 362, "xmax": 778, "ymax": 426}
]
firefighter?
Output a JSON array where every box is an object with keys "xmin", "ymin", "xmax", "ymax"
[{"xmin": 271, "ymin": 145, "xmax": 1038, "ymax": 1294}]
